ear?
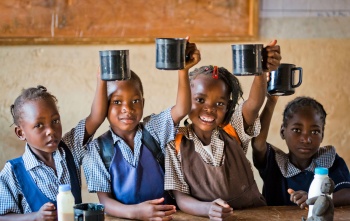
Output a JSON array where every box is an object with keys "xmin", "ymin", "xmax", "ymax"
[
  {"xmin": 280, "ymin": 125, "xmax": 285, "ymax": 140},
  {"xmin": 15, "ymin": 126, "xmax": 26, "ymax": 141}
]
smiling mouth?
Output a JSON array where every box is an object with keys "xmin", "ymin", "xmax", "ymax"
[
  {"xmin": 200, "ymin": 115, "xmax": 215, "ymax": 123},
  {"xmin": 120, "ymin": 118, "xmax": 136, "ymax": 124}
]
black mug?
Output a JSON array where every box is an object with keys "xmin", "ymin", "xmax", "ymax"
[
  {"xmin": 99, "ymin": 50, "xmax": 130, "ymax": 81},
  {"xmin": 156, "ymin": 38, "xmax": 187, "ymax": 70},
  {"xmin": 268, "ymin": 63, "xmax": 303, "ymax": 96},
  {"xmin": 232, "ymin": 44, "xmax": 265, "ymax": 76},
  {"xmin": 74, "ymin": 203, "xmax": 104, "ymax": 221}
]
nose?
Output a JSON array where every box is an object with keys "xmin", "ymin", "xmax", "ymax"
[
  {"xmin": 300, "ymin": 133, "xmax": 312, "ymax": 144},
  {"xmin": 122, "ymin": 102, "xmax": 134, "ymax": 113},
  {"xmin": 46, "ymin": 126, "xmax": 55, "ymax": 136},
  {"xmin": 203, "ymin": 104, "xmax": 216, "ymax": 113}
]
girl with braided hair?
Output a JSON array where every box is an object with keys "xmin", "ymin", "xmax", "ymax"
[
  {"xmin": 165, "ymin": 40, "xmax": 281, "ymax": 220},
  {"xmin": 0, "ymin": 74, "xmax": 106, "ymax": 220},
  {"xmin": 252, "ymin": 95, "xmax": 350, "ymax": 209}
]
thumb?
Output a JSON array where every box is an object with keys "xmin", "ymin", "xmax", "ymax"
[
  {"xmin": 214, "ymin": 198, "xmax": 230, "ymax": 208},
  {"xmin": 267, "ymin": 39, "xmax": 277, "ymax": 47},
  {"xmin": 148, "ymin": 197, "xmax": 165, "ymax": 205},
  {"xmin": 287, "ymin": 188, "xmax": 295, "ymax": 195},
  {"xmin": 185, "ymin": 36, "xmax": 190, "ymax": 42}
]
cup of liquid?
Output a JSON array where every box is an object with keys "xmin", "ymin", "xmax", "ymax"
[
  {"xmin": 99, "ymin": 50, "xmax": 130, "ymax": 81},
  {"xmin": 155, "ymin": 38, "xmax": 187, "ymax": 70},
  {"xmin": 232, "ymin": 44, "xmax": 265, "ymax": 76},
  {"xmin": 74, "ymin": 203, "xmax": 104, "ymax": 221},
  {"xmin": 267, "ymin": 63, "xmax": 303, "ymax": 96}
]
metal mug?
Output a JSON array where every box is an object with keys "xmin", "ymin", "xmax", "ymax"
[
  {"xmin": 74, "ymin": 203, "xmax": 104, "ymax": 221},
  {"xmin": 268, "ymin": 63, "xmax": 303, "ymax": 96},
  {"xmin": 99, "ymin": 50, "xmax": 130, "ymax": 81},
  {"xmin": 232, "ymin": 44, "xmax": 264, "ymax": 76},
  {"xmin": 155, "ymin": 38, "xmax": 187, "ymax": 70}
]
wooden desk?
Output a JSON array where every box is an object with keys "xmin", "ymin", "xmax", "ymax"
[{"xmin": 105, "ymin": 206, "xmax": 350, "ymax": 221}]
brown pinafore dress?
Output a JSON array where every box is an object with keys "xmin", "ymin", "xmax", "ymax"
[{"xmin": 178, "ymin": 128, "xmax": 266, "ymax": 209}]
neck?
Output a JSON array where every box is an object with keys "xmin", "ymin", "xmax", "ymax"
[{"xmin": 191, "ymin": 125, "xmax": 213, "ymax": 146}]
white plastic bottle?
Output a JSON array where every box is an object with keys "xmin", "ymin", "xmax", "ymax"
[
  {"xmin": 57, "ymin": 184, "xmax": 75, "ymax": 221},
  {"xmin": 307, "ymin": 167, "xmax": 329, "ymax": 218}
]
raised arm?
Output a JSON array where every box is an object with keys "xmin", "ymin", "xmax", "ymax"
[
  {"xmin": 252, "ymin": 95, "xmax": 279, "ymax": 167},
  {"xmin": 242, "ymin": 40, "xmax": 281, "ymax": 129},
  {"xmin": 83, "ymin": 73, "xmax": 108, "ymax": 144},
  {"xmin": 171, "ymin": 38, "xmax": 201, "ymax": 124}
]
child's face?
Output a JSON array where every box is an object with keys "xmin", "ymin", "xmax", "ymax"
[
  {"xmin": 15, "ymin": 99, "xmax": 62, "ymax": 155},
  {"xmin": 189, "ymin": 74, "xmax": 229, "ymax": 135},
  {"xmin": 107, "ymin": 80, "xmax": 144, "ymax": 136},
  {"xmin": 281, "ymin": 107, "xmax": 324, "ymax": 163}
]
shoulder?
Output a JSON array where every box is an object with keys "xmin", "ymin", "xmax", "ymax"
[
  {"xmin": 314, "ymin": 145, "xmax": 336, "ymax": 168},
  {"xmin": 0, "ymin": 162, "xmax": 18, "ymax": 184}
]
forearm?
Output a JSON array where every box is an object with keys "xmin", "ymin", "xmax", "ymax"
[
  {"xmin": 174, "ymin": 190, "xmax": 210, "ymax": 217},
  {"xmin": 84, "ymin": 79, "xmax": 108, "ymax": 141},
  {"xmin": 252, "ymin": 96, "xmax": 278, "ymax": 163},
  {"xmin": 97, "ymin": 192, "xmax": 138, "ymax": 220},
  {"xmin": 0, "ymin": 213, "xmax": 36, "ymax": 221},
  {"xmin": 171, "ymin": 69, "xmax": 191, "ymax": 124},
  {"xmin": 242, "ymin": 74, "xmax": 267, "ymax": 128},
  {"xmin": 333, "ymin": 188, "xmax": 350, "ymax": 206}
]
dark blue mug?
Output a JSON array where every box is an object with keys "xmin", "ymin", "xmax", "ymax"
[{"xmin": 268, "ymin": 63, "xmax": 303, "ymax": 96}]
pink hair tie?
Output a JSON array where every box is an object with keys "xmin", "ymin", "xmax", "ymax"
[{"xmin": 212, "ymin": 66, "xmax": 219, "ymax": 79}]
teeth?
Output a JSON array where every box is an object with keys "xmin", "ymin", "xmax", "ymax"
[{"xmin": 200, "ymin": 116, "xmax": 214, "ymax": 122}]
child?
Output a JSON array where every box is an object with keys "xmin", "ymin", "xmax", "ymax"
[
  {"xmin": 83, "ymin": 41, "xmax": 201, "ymax": 220},
  {"xmin": 164, "ymin": 40, "xmax": 281, "ymax": 220},
  {"xmin": 252, "ymin": 96, "xmax": 350, "ymax": 209},
  {"xmin": 0, "ymin": 76, "xmax": 106, "ymax": 220}
]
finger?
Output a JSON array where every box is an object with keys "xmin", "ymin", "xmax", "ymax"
[
  {"xmin": 267, "ymin": 39, "xmax": 277, "ymax": 47},
  {"xmin": 154, "ymin": 204, "xmax": 176, "ymax": 211},
  {"xmin": 265, "ymin": 45, "xmax": 280, "ymax": 52},
  {"xmin": 148, "ymin": 197, "xmax": 165, "ymax": 205},
  {"xmin": 214, "ymin": 198, "xmax": 231, "ymax": 208},
  {"xmin": 185, "ymin": 36, "xmax": 190, "ymax": 42},
  {"xmin": 152, "ymin": 209, "xmax": 176, "ymax": 218}
]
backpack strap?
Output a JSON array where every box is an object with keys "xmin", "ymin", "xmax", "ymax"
[
  {"xmin": 141, "ymin": 125, "xmax": 164, "ymax": 172},
  {"xmin": 8, "ymin": 157, "xmax": 54, "ymax": 212},
  {"xmin": 174, "ymin": 133, "xmax": 184, "ymax": 155},
  {"xmin": 222, "ymin": 124, "xmax": 242, "ymax": 146},
  {"xmin": 97, "ymin": 127, "xmax": 164, "ymax": 171},
  {"xmin": 59, "ymin": 141, "xmax": 82, "ymax": 204},
  {"xmin": 96, "ymin": 130, "xmax": 115, "ymax": 170}
]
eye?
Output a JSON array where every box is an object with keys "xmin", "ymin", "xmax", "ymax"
[
  {"xmin": 133, "ymin": 99, "xmax": 140, "ymax": 104},
  {"xmin": 113, "ymin": 100, "xmax": 121, "ymax": 105},
  {"xmin": 216, "ymin": 102, "xmax": 225, "ymax": 107},
  {"xmin": 34, "ymin": 123, "xmax": 43, "ymax": 129},
  {"xmin": 292, "ymin": 128, "xmax": 301, "ymax": 133},
  {"xmin": 312, "ymin": 130, "xmax": 320, "ymax": 135},
  {"xmin": 53, "ymin": 119, "xmax": 61, "ymax": 124},
  {"xmin": 195, "ymin": 98, "xmax": 204, "ymax": 103}
]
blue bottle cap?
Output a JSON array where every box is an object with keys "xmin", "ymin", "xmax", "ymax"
[
  {"xmin": 314, "ymin": 167, "xmax": 328, "ymax": 175},
  {"xmin": 59, "ymin": 184, "xmax": 71, "ymax": 192}
]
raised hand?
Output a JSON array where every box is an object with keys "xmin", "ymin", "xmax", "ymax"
[{"xmin": 264, "ymin": 39, "xmax": 282, "ymax": 72}]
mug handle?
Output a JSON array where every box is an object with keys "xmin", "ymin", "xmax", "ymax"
[{"xmin": 291, "ymin": 67, "xmax": 303, "ymax": 88}]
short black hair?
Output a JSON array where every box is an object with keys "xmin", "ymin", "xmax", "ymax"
[
  {"xmin": 107, "ymin": 70, "xmax": 144, "ymax": 99},
  {"xmin": 283, "ymin": 96, "xmax": 327, "ymax": 128},
  {"xmin": 11, "ymin": 85, "xmax": 58, "ymax": 126},
  {"xmin": 189, "ymin": 65, "xmax": 243, "ymax": 125}
]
